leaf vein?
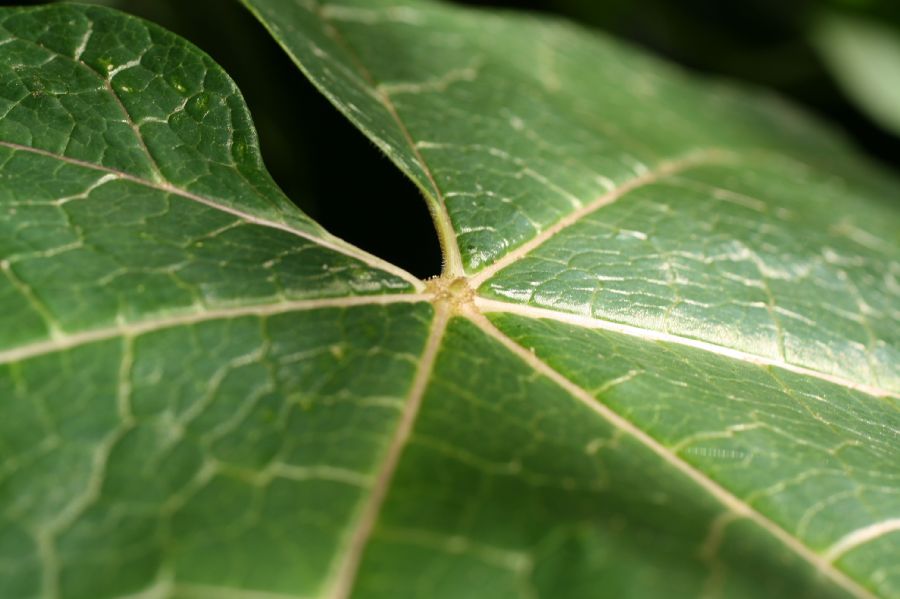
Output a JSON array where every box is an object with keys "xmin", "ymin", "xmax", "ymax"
[
  {"xmin": 469, "ymin": 148, "xmax": 738, "ymax": 286},
  {"xmin": 475, "ymin": 297, "xmax": 897, "ymax": 398},
  {"xmin": 464, "ymin": 307, "xmax": 879, "ymax": 599},
  {"xmin": 325, "ymin": 302, "xmax": 450, "ymax": 599},
  {"xmin": 0, "ymin": 293, "xmax": 430, "ymax": 366},
  {"xmin": 312, "ymin": 0, "xmax": 464, "ymax": 276},
  {"xmin": 0, "ymin": 140, "xmax": 423, "ymax": 290}
]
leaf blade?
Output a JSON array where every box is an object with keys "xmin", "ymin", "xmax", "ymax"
[
  {"xmin": 0, "ymin": 1, "xmax": 898, "ymax": 598},
  {"xmin": 0, "ymin": 5, "xmax": 430, "ymax": 598},
  {"xmin": 241, "ymin": 0, "xmax": 899, "ymax": 394},
  {"xmin": 242, "ymin": 0, "xmax": 900, "ymax": 596}
]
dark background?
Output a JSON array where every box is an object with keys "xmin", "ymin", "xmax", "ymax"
[{"xmin": 6, "ymin": 0, "xmax": 900, "ymax": 277}]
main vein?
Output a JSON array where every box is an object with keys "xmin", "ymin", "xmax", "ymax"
[
  {"xmin": 0, "ymin": 29, "xmax": 424, "ymax": 291},
  {"xmin": 468, "ymin": 148, "xmax": 737, "ymax": 287},
  {"xmin": 0, "ymin": 294, "xmax": 429, "ymax": 366},
  {"xmin": 0, "ymin": 141, "xmax": 423, "ymax": 291},
  {"xmin": 464, "ymin": 308, "xmax": 878, "ymax": 599},
  {"xmin": 313, "ymin": 2, "xmax": 465, "ymax": 277},
  {"xmin": 476, "ymin": 297, "xmax": 897, "ymax": 399},
  {"xmin": 326, "ymin": 302, "xmax": 451, "ymax": 599}
]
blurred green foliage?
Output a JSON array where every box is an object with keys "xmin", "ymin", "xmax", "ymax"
[{"xmin": 815, "ymin": 11, "xmax": 900, "ymax": 136}]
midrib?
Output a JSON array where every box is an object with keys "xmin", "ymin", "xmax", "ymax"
[
  {"xmin": 2, "ymin": 290, "xmax": 890, "ymax": 400},
  {"xmin": 475, "ymin": 297, "xmax": 897, "ymax": 399},
  {"xmin": 464, "ymin": 307, "xmax": 880, "ymax": 599},
  {"xmin": 1, "ymin": 8, "xmax": 891, "ymax": 599},
  {"xmin": 3, "ymin": 292, "xmax": 885, "ymax": 599},
  {"xmin": 308, "ymin": 1, "xmax": 466, "ymax": 277},
  {"xmin": 324, "ymin": 302, "xmax": 451, "ymax": 599},
  {"xmin": 467, "ymin": 147, "xmax": 738, "ymax": 287},
  {"xmin": 0, "ymin": 294, "xmax": 430, "ymax": 366},
  {"xmin": 0, "ymin": 141, "xmax": 424, "ymax": 291}
]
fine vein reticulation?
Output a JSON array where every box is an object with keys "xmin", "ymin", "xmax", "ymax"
[
  {"xmin": 237, "ymin": 2, "xmax": 899, "ymax": 598},
  {"xmin": 1, "ymin": 3, "xmax": 897, "ymax": 599}
]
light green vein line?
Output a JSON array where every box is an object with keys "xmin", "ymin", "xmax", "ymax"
[
  {"xmin": 465, "ymin": 307, "xmax": 879, "ymax": 599},
  {"xmin": 468, "ymin": 147, "xmax": 737, "ymax": 286},
  {"xmin": 475, "ymin": 297, "xmax": 896, "ymax": 399},
  {"xmin": 239, "ymin": 0, "xmax": 465, "ymax": 277},
  {"xmin": 823, "ymin": 518, "xmax": 900, "ymax": 563},
  {"xmin": 0, "ymin": 140, "xmax": 424, "ymax": 291},
  {"xmin": 325, "ymin": 301, "xmax": 451, "ymax": 599},
  {"xmin": 0, "ymin": 294, "xmax": 430, "ymax": 366}
]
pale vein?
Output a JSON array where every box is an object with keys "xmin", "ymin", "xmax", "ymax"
[
  {"xmin": 475, "ymin": 297, "xmax": 897, "ymax": 399},
  {"xmin": 465, "ymin": 308, "xmax": 878, "ymax": 599},
  {"xmin": 0, "ymin": 141, "xmax": 424, "ymax": 291},
  {"xmin": 326, "ymin": 302, "xmax": 450, "ymax": 599},
  {"xmin": 823, "ymin": 518, "xmax": 900, "ymax": 563},
  {"xmin": 313, "ymin": 1, "xmax": 465, "ymax": 277},
  {"xmin": 0, "ymin": 294, "xmax": 429, "ymax": 366},
  {"xmin": 468, "ymin": 147, "xmax": 737, "ymax": 287}
]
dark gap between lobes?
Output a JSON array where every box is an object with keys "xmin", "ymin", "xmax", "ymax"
[{"xmin": 107, "ymin": 0, "xmax": 443, "ymax": 280}]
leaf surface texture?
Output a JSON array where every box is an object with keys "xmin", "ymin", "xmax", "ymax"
[{"xmin": 0, "ymin": 2, "xmax": 898, "ymax": 599}]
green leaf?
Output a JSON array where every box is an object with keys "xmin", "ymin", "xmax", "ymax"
[
  {"xmin": 814, "ymin": 11, "xmax": 900, "ymax": 136},
  {"xmin": 1, "ymin": 2, "xmax": 898, "ymax": 599}
]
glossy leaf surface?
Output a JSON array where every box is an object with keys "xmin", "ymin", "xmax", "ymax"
[{"xmin": 0, "ymin": 2, "xmax": 898, "ymax": 599}]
